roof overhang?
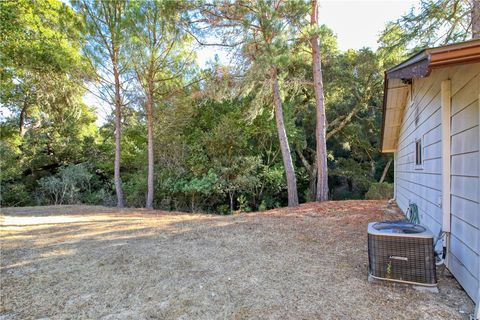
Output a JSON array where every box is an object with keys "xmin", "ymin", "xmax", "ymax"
[
  {"xmin": 380, "ymin": 40, "xmax": 480, "ymax": 153},
  {"xmin": 380, "ymin": 78, "xmax": 410, "ymax": 152}
]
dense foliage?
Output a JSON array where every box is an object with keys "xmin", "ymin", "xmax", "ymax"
[{"xmin": 3, "ymin": 0, "xmax": 470, "ymax": 212}]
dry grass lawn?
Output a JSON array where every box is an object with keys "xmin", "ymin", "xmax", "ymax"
[{"xmin": 0, "ymin": 201, "xmax": 474, "ymax": 319}]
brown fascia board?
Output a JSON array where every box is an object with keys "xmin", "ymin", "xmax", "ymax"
[{"xmin": 429, "ymin": 42, "xmax": 480, "ymax": 68}]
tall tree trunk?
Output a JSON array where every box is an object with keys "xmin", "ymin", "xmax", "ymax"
[
  {"xmin": 145, "ymin": 88, "xmax": 154, "ymax": 209},
  {"xmin": 379, "ymin": 158, "xmax": 393, "ymax": 183},
  {"xmin": 311, "ymin": 0, "xmax": 329, "ymax": 202},
  {"xmin": 113, "ymin": 63, "xmax": 124, "ymax": 208},
  {"xmin": 271, "ymin": 68, "xmax": 299, "ymax": 207},
  {"xmin": 473, "ymin": 0, "xmax": 480, "ymax": 38}
]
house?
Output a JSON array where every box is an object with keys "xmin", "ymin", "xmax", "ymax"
[{"xmin": 380, "ymin": 39, "xmax": 480, "ymax": 305}]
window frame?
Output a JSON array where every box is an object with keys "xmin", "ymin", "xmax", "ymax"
[{"xmin": 414, "ymin": 137, "xmax": 424, "ymax": 169}]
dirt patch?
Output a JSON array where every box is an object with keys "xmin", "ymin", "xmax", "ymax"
[{"xmin": 0, "ymin": 201, "xmax": 474, "ymax": 319}]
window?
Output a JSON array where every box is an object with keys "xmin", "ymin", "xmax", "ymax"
[{"xmin": 415, "ymin": 138, "xmax": 423, "ymax": 167}]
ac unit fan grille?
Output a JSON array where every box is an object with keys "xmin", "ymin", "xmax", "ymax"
[{"xmin": 368, "ymin": 234, "xmax": 436, "ymax": 285}]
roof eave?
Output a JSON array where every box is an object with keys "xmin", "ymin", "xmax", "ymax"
[
  {"xmin": 386, "ymin": 54, "xmax": 431, "ymax": 80},
  {"xmin": 386, "ymin": 40, "xmax": 480, "ymax": 80},
  {"xmin": 380, "ymin": 40, "xmax": 480, "ymax": 154}
]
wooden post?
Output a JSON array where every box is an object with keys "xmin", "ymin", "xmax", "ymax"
[
  {"xmin": 441, "ymin": 80, "xmax": 451, "ymax": 233},
  {"xmin": 441, "ymin": 79, "xmax": 451, "ymax": 268}
]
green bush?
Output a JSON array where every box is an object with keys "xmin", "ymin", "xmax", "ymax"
[
  {"xmin": 82, "ymin": 188, "xmax": 115, "ymax": 206},
  {"xmin": 171, "ymin": 170, "xmax": 220, "ymax": 212},
  {"xmin": 37, "ymin": 164, "xmax": 92, "ymax": 205},
  {"xmin": 237, "ymin": 194, "xmax": 251, "ymax": 212},
  {"xmin": 365, "ymin": 182, "xmax": 394, "ymax": 200},
  {"xmin": 0, "ymin": 182, "xmax": 32, "ymax": 207},
  {"xmin": 217, "ymin": 204, "xmax": 230, "ymax": 215},
  {"xmin": 123, "ymin": 172, "xmax": 147, "ymax": 208}
]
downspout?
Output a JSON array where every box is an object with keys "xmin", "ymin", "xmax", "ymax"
[{"xmin": 441, "ymin": 79, "xmax": 451, "ymax": 267}]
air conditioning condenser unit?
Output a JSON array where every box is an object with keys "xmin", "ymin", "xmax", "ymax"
[{"xmin": 368, "ymin": 221, "xmax": 437, "ymax": 287}]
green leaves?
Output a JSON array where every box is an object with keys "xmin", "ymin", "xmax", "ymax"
[
  {"xmin": 1, "ymin": 0, "xmax": 90, "ymax": 147},
  {"xmin": 1, "ymin": 0, "xmax": 87, "ymax": 74},
  {"xmin": 37, "ymin": 164, "xmax": 93, "ymax": 205},
  {"xmin": 173, "ymin": 170, "xmax": 220, "ymax": 195},
  {"xmin": 1, "ymin": 0, "xmax": 401, "ymax": 210},
  {"xmin": 378, "ymin": 0, "xmax": 472, "ymax": 55}
]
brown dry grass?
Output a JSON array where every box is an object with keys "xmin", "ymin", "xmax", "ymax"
[{"xmin": 0, "ymin": 201, "xmax": 474, "ymax": 320}]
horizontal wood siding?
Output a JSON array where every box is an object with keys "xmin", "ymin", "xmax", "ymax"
[
  {"xmin": 394, "ymin": 62, "xmax": 480, "ymax": 301},
  {"xmin": 449, "ymin": 65, "xmax": 479, "ymax": 301},
  {"xmin": 395, "ymin": 69, "xmax": 443, "ymax": 239}
]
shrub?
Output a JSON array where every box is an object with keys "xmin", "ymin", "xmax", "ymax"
[
  {"xmin": 217, "ymin": 204, "xmax": 230, "ymax": 215},
  {"xmin": 123, "ymin": 172, "xmax": 147, "ymax": 208},
  {"xmin": 172, "ymin": 170, "xmax": 220, "ymax": 212},
  {"xmin": 0, "ymin": 182, "xmax": 31, "ymax": 207},
  {"xmin": 365, "ymin": 182, "xmax": 394, "ymax": 200},
  {"xmin": 37, "ymin": 164, "xmax": 92, "ymax": 205},
  {"xmin": 82, "ymin": 188, "xmax": 115, "ymax": 206},
  {"xmin": 237, "ymin": 194, "xmax": 251, "ymax": 212}
]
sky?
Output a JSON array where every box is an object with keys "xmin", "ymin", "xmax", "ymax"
[
  {"xmin": 317, "ymin": 0, "xmax": 417, "ymax": 51},
  {"xmin": 88, "ymin": 0, "xmax": 420, "ymax": 124},
  {"xmin": 0, "ymin": 0, "xmax": 420, "ymax": 124},
  {"xmin": 197, "ymin": 0, "xmax": 418, "ymax": 67}
]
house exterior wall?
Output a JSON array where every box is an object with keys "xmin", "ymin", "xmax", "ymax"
[{"xmin": 393, "ymin": 62, "xmax": 480, "ymax": 301}]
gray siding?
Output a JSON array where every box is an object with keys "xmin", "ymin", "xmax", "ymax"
[
  {"xmin": 393, "ymin": 63, "xmax": 480, "ymax": 301},
  {"xmin": 449, "ymin": 66, "xmax": 479, "ymax": 301}
]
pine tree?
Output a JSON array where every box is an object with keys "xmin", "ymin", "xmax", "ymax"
[
  {"xmin": 75, "ymin": 0, "xmax": 128, "ymax": 207},
  {"xmin": 310, "ymin": 0, "xmax": 328, "ymax": 201}
]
